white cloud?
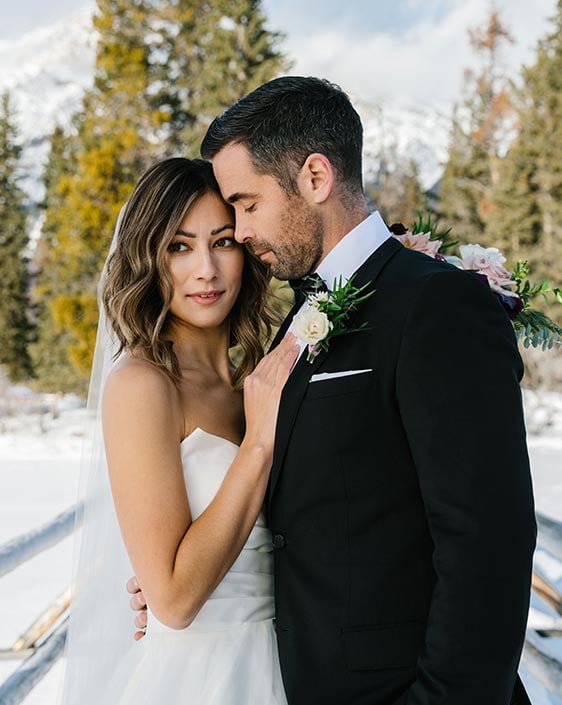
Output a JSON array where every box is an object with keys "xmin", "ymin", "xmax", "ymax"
[{"xmin": 282, "ymin": 0, "xmax": 557, "ymax": 111}]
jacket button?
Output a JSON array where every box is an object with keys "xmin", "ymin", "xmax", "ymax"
[{"xmin": 272, "ymin": 533, "xmax": 286, "ymax": 549}]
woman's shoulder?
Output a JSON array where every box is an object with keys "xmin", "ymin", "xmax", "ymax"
[{"xmin": 103, "ymin": 356, "xmax": 178, "ymax": 412}]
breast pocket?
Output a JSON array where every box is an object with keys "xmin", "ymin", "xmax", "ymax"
[{"xmin": 306, "ymin": 370, "xmax": 375, "ymax": 400}]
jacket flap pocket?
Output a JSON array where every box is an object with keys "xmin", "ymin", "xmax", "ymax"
[{"xmin": 343, "ymin": 620, "xmax": 425, "ymax": 671}]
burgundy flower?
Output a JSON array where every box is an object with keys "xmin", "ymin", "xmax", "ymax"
[{"xmin": 389, "ymin": 222, "xmax": 408, "ymax": 235}]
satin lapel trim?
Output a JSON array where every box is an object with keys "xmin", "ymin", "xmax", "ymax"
[
  {"xmin": 268, "ymin": 299, "xmax": 299, "ymax": 351},
  {"xmin": 266, "ymin": 236, "xmax": 404, "ymax": 504}
]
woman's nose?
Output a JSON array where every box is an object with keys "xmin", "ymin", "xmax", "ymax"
[{"xmin": 195, "ymin": 250, "xmax": 218, "ymax": 280}]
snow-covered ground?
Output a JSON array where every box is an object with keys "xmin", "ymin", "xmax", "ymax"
[{"xmin": 0, "ymin": 388, "xmax": 560, "ymax": 704}]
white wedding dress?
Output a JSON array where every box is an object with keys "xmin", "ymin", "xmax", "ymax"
[{"xmin": 98, "ymin": 427, "xmax": 288, "ymax": 705}]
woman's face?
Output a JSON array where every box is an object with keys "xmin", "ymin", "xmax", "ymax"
[{"xmin": 166, "ymin": 191, "xmax": 244, "ymax": 331}]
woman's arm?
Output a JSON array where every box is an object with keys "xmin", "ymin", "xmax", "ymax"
[{"xmin": 103, "ymin": 336, "xmax": 299, "ymax": 630}]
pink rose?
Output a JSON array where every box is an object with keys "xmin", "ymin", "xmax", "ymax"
[
  {"xmin": 458, "ymin": 244, "xmax": 515, "ymax": 291},
  {"xmin": 393, "ymin": 231, "xmax": 442, "ymax": 258}
]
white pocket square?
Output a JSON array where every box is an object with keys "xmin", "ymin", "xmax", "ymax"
[{"xmin": 309, "ymin": 369, "xmax": 373, "ymax": 383}]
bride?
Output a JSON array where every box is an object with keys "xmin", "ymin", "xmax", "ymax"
[{"xmin": 60, "ymin": 157, "xmax": 297, "ymax": 704}]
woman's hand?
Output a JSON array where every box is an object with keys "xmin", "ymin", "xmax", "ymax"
[
  {"xmin": 126, "ymin": 576, "xmax": 147, "ymax": 641},
  {"xmin": 242, "ymin": 333, "xmax": 300, "ymax": 455}
]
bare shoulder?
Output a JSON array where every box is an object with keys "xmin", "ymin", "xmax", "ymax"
[
  {"xmin": 104, "ymin": 357, "xmax": 175, "ymax": 406},
  {"xmin": 103, "ymin": 357, "xmax": 183, "ymax": 444}
]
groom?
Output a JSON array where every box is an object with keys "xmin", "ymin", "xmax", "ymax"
[
  {"xmin": 200, "ymin": 77, "xmax": 536, "ymax": 705},
  {"xmin": 134, "ymin": 77, "xmax": 536, "ymax": 704}
]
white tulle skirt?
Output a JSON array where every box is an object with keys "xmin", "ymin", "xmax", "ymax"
[{"xmin": 99, "ymin": 616, "xmax": 287, "ymax": 705}]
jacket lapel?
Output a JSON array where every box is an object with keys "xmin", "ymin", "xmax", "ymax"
[
  {"xmin": 268, "ymin": 298, "xmax": 299, "ymax": 351},
  {"xmin": 348, "ymin": 235, "xmax": 402, "ymax": 292},
  {"xmin": 267, "ymin": 235, "xmax": 403, "ymax": 503},
  {"xmin": 268, "ymin": 342, "xmax": 329, "ymax": 500}
]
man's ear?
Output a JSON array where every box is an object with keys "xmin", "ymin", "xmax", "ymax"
[{"xmin": 298, "ymin": 153, "xmax": 334, "ymax": 204}]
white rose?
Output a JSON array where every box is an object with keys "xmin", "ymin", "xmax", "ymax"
[
  {"xmin": 458, "ymin": 243, "xmax": 513, "ymax": 289},
  {"xmin": 292, "ymin": 307, "xmax": 333, "ymax": 345},
  {"xmin": 459, "ymin": 244, "xmax": 506, "ymax": 266},
  {"xmin": 445, "ymin": 255, "xmax": 464, "ymax": 269}
]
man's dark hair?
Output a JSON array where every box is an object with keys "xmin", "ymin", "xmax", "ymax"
[{"xmin": 201, "ymin": 76, "xmax": 364, "ymax": 199}]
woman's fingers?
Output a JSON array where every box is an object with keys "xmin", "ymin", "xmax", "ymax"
[
  {"xmin": 253, "ymin": 333, "xmax": 299, "ymax": 384},
  {"xmin": 134, "ymin": 611, "xmax": 147, "ymax": 629},
  {"xmin": 130, "ymin": 592, "xmax": 146, "ymax": 611},
  {"xmin": 126, "ymin": 575, "xmax": 141, "ymax": 595}
]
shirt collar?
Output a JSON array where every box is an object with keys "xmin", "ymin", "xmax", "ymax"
[{"xmin": 316, "ymin": 211, "xmax": 391, "ymax": 289}]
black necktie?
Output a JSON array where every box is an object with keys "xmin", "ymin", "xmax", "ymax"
[{"xmin": 289, "ymin": 273, "xmax": 328, "ymax": 306}]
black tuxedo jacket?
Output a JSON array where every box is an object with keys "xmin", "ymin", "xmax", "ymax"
[{"xmin": 267, "ymin": 237, "xmax": 536, "ymax": 705}]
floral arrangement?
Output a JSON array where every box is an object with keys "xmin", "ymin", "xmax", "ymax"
[
  {"xmin": 390, "ymin": 215, "xmax": 562, "ymax": 351},
  {"xmin": 292, "ymin": 277, "xmax": 374, "ymax": 362}
]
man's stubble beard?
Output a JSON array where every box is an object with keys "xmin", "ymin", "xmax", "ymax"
[{"xmin": 269, "ymin": 197, "xmax": 324, "ymax": 281}]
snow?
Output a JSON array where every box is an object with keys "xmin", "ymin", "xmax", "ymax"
[{"xmin": 0, "ymin": 388, "xmax": 560, "ymax": 703}]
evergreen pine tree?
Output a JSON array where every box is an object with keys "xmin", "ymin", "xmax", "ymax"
[
  {"xmin": 487, "ymin": 0, "xmax": 562, "ymax": 322},
  {"xmin": 34, "ymin": 0, "xmax": 157, "ymax": 391},
  {"xmin": 439, "ymin": 10, "xmax": 514, "ymax": 243},
  {"xmin": 154, "ymin": 0, "xmax": 288, "ymax": 155},
  {"xmin": 0, "ymin": 91, "xmax": 34, "ymax": 382},
  {"xmin": 30, "ymin": 126, "xmax": 84, "ymax": 392}
]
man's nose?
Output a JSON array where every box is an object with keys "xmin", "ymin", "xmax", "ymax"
[{"xmin": 234, "ymin": 219, "xmax": 255, "ymax": 244}]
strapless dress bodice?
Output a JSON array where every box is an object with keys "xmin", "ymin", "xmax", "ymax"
[{"xmin": 147, "ymin": 427, "xmax": 274, "ymax": 633}]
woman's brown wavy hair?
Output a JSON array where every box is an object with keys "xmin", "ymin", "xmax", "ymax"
[{"xmin": 101, "ymin": 157, "xmax": 276, "ymax": 390}]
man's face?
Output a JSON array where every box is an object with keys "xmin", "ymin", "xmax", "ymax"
[{"xmin": 211, "ymin": 142, "xmax": 323, "ymax": 280}]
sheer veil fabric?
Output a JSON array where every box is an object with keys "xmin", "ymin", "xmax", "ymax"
[{"xmin": 58, "ymin": 208, "xmax": 137, "ymax": 705}]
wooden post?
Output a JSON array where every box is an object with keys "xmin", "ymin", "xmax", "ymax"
[
  {"xmin": 11, "ymin": 587, "xmax": 72, "ymax": 652},
  {"xmin": 532, "ymin": 570, "xmax": 562, "ymax": 617}
]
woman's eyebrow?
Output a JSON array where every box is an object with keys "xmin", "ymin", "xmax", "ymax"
[
  {"xmin": 211, "ymin": 224, "xmax": 235, "ymax": 235},
  {"xmin": 175, "ymin": 224, "xmax": 234, "ymax": 238}
]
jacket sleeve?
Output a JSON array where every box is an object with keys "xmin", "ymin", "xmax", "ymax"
[{"xmin": 395, "ymin": 268, "xmax": 536, "ymax": 705}]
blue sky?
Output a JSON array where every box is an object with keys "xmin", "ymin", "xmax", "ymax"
[
  {"xmin": 1, "ymin": 0, "xmax": 558, "ymax": 108},
  {"xmin": 2, "ymin": 1, "xmax": 455, "ymax": 40}
]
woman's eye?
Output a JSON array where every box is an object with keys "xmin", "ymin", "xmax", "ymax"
[
  {"xmin": 214, "ymin": 237, "xmax": 236, "ymax": 248},
  {"xmin": 168, "ymin": 241, "xmax": 189, "ymax": 253},
  {"xmin": 244, "ymin": 203, "xmax": 256, "ymax": 214}
]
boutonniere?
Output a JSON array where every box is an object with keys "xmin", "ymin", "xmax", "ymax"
[{"xmin": 292, "ymin": 276, "xmax": 374, "ymax": 363}]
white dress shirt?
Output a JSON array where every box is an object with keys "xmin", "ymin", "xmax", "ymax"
[{"xmin": 288, "ymin": 211, "xmax": 391, "ymax": 357}]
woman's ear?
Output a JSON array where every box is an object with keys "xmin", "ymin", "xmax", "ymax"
[{"xmin": 297, "ymin": 153, "xmax": 334, "ymax": 204}]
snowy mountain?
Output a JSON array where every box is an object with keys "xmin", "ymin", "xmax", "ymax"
[
  {"xmin": 0, "ymin": 6, "xmax": 448, "ymax": 209},
  {"xmin": 0, "ymin": 6, "xmax": 96, "ymax": 204}
]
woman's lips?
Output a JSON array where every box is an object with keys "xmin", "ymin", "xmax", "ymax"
[{"xmin": 188, "ymin": 291, "xmax": 224, "ymax": 305}]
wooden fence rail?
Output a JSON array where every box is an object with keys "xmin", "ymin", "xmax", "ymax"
[
  {"xmin": 0, "ymin": 504, "xmax": 83, "ymax": 580},
  {"xmin": 536, "ymin": 511, "xmax": 562, "ymax": 563},
  {"xmin": 523, "ymin": 636, "xmax": 562, "ymax": 695},
  {"xmin": 0, "ymin": 620, "xmax": 68, "ymax": 705}
]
